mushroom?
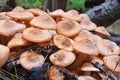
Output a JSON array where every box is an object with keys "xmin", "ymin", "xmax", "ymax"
[
  {"xmin": 56, "ymin": 19, "xmax": 81, "ymax": 37},
  {"xmin": 103, "ymin": 55, "xmax": 120, "ymax": 72},
  {"xmin": 22, "ymin": 27, "xmax": 52, "ymax": 43},
  {"xmin": 7, "ymin": 33, "xmax": 31, "ymax": 48},
  {"xmin": 49, "ymin": 66, "xmax": 64, "ymax": 80},
  {"xmin": 19, "ymin": 51, "xmax": 45, "ymax": 70},
  {"xmin": 6, "ymin": 6, "xmax": 34, "ymax": 21},
  {"xmin": 30, "ymin": 14, "xmax": 56, "ymax": 30},
  {"xmin": 78, "ymin": 76, "xmax": 96, "ymax": 80},
  {"xmin": 27, "ymin": 8, "xmax": 47, "ymax": 16},
  {"xmin": 0, "ymin": 44, "xmax": 10, "ymax": 67},
  {"xmin": 73, "ymin": 30, "xmax": 93, "ymax": 42},
  {"xmin": 0, "ymin": 12, "xmax": 11, "ymax": 20},
  {"xmin": 0, "ymin": 20, "xmax": 26, "ymax": 37},
  {"xmin": 53, "ymin": 35, "xmax": 74, "ymax": 51},
  {"xmin": 49, "ymin": 50, "xmax": 76, "ymax": 67},
  {"xmin": 62, "ymin": 10, "xmax": 80, "ymax": 22},
  {"xmin": 91, "ymin": 57, "xmax": 103, "ymax": 65},
  {"xmin": 77, "ymin": 62, "xmax": 99, "ymax": 72},
  {"xmin": 94, "ymin": 26, "xmax": 111, "ymax": 37},
  {"xmin": 96, "ymin": 39, "xmax": 120, "ymax": 56},
  {"xmin": 79, "ymin": 14, "xmax": 97, "ymax": 31}
]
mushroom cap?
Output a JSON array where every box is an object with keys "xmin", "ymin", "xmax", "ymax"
[
  {"xmin": 91, "ymin": 57, "xmax": 103, "ymax": 65},
  {"xmin": 73, "ymin": 30, "xmax": 93, "ymax": 42},
  {"xmin": 79, "ymin": 62, "xmax": 99, "ymax": 71},
  {"xmin": 50, "ymin": 9, "xmax": 64, "ymax": 18},
  {"xmin": 0, "ymin": 20, "xmax": 26, "ymax": 37},
  {"xmin": 57, "ymin": 19, "xmax": 81, "ymax": 37},
  {"xmin": 27, "ymin": 8, "xmax": 47, "ymax": 16},
  {"xmin": 53, "ymin": 35, "xmax": 74, "ymax": 51},
  {"xmin": 78, "ymin": 76, "xmax": 96, "ymax": 80},
  {"xmin": 7, "ymin": 33, "xmax": 30, "ymax": 48},
  {"xmin": 62, "ymin": 10, "xmax": 80, "ymax": 22},
  {"xmin": 6, "ymin": 6, "xmax": 34, "ymax": 20},
  {"xmin": 49, "ymin": 50, "xmax": 76, "ymax": 67},
  {"xmin": 0, "ymin": 44, "xmax": 10, "ymax": 67},
  {"xmin": 30, "ymin": 14, "xmax": 56, "ymax": 30},
  {"xmin": 49, "ymin": 66, "xmax": 64, "ymax": 80},
  {"xmin": 103, "ymin": 55, "xmax": 120, "ymax": 72},
  {"xmin": 19, "ymin": 51, "xmax": 45, "ymax": 70},
  {"xmin": 95, "ymin": 26, "xmax": 111, "ymax": 37},
  {"xmin": 22, "ymin": 27, "xmax": 52, "ymax": 43},
  {"xmin": 96, "ymin": 39, "xmax": 120, "ymax": 56},
  {"xmin": 73, "ymin": 39, "xmax": 99, "ymax": 55},
  {"xmin": 0, "ymin": 12, "xmax": 11, "ymax": 20}
]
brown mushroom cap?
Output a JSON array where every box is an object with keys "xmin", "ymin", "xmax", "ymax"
[
  {"xmin": 0, "ymin": 12, "xmax": 11, "ymax": 20},
  {"xmin": 49, "ymin": 50, "xmax": 76, "ymax": 67},
  {"xmin": 30, "ymin": 14, "xmax": 56, "ymax": 30},
  {"xmin": 96, "ymin": 39, "xmax": 120, "ymax": 56},
  {"xmin": 73, "ymin": 30, "xmax": 93, "ymax": 42},
  {"xmin": 0, "ymin": 20, "xmax": 26, "ymax": 37},
  {"xmin": 27, "ymin": 8, "xmax": 47, "ymax": 16},
  {"xmin": 19, "ymin": 51, "xmax": 45, "ymax": 70},
  {"xmin": 79, "ymin": 14, "xmax": 97, "ymax": 31},
  {"xmin": 50, "ymin": 9, "xmax": 64, "ymax": 17},
  {"xmin": 95, "ymin": 26, "xmax": 111, "ymax": 37},
  {"xmin": 73, "ymin": 39, "xmax": 99, "ymax": 56},
  {"xmin": 22, "ymin": 27, "xmax": 52, "ymax": 43},
  {"xmin": 78, "ymin": 76, "xmax": 96, "ymax": 80},
  {"xmin": 103, "ymin": 55, "xmax": 120, "ymax": 72},
  {"xmin": 49, "ymin": 66, "xmax": 64, "ymax": 80},
  {"xmin": 6, "ymin": 6, "xmax": 34, "ymax": 20},
  {"xmin": 57, "ymin": 19, "xmax": 81, "ymax": 37},
  {"xmin": 62, "ymin": 10, "xmax": 80, "ymax": 22},
  {"xmin": 7, "ymin": 33, "xmax": 30, "ymax": 48},
  {"xmin": 53, "ymin": 35, "xmax": 74, "ymax": 51},
  {"xmin": 0, "ymin": 44, "xmax": 10, "ymax": 67}
]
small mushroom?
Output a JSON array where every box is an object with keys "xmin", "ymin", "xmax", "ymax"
[
  {"xmin": 0, "ymin": 12, "xmax": 11, "ymax": 20},
  {"xmin": 94, "ymin": 26, "xmax": 111, "ymax": 37},
  {"xmin": 0, "ymin": 44, "xmax": 10, "ymax": 67},
  {"xmin": 57, "ymin": 19, "xmax": 81, "ymax": 37},
  {"xmin": 30, "ymin": 14, "xmax": 56, "ymax": 30},
  {"xmin": 50, "ymin": 9, "xmax": 64, "ymax": 18},
  {"xmin": 79, "ymin": 14, "xmax": 97, "ymax": 31},
  {"xmin": 27, "ymin": 8, "xmax": 47, "ymax": 16},
  {"xmin": 7, "ymin": 33, "xmax": 31, "ymax": 48},
  {"xmin": 78, "ymin": 76, "xmax": 96, "ymax": 80},
  {"xmin": 73, "ymin": 30, "xmax": 93, "ymax": 42},
  {"xmin": 53, "ymin": 35, "xmax": 74, "ymax": 51},
  {"xmin": 49, "ymin": 66, "xmax": 64, "ymax": 80},
  {"xmin": 19, "ymin": 51, "xmax": 45, "ymax": 70},
  {"xmin": 49, "ymin": 50, "xmax": 76, "ymax": 67},
  {"xmin": 103, "ymin": 55, "xmax": 120, "ymax": 72},
  {"xmin": 6, "ymin": 6, "xmax": 34, "ymax": 21},
  {"xmin": 22, "ymin": 27, "xmax": 52, "ymax": 43},
  {"xmin": 62, "ymin": 10, "xmax": 80, "ymax": 22},
  {"xmin": 0, "ymin": 20, "xmax": 26, "ymax": 37}
]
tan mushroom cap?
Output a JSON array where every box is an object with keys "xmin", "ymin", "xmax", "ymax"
[
  {"xmin": 0, "ymin": 12, "xmax": 11, "ymax": 20},
  {"xmin": 0, "ymin": 20, "xmax": 26, "ymax": 37},
  {"xmin": 19, "ymin": 51, "xmax": 45, "ymax": 70},
  {"xmin": 79, "ymin": 62, "xmax": 99, "ymax": 71},
  {"xmin": 27, "ymin": 8, "xmax": 47, "ymax": 16},
  {"xmin": 23, "ymin": 27, "xmax": 52, "ymax": 43},
  {"xmin": 53, "ymin": 35, "xmax": 74, "ymax": 51},
  {"xmin": 50, "ymin": 9, "xmax": 64, "ymax": 17},
  {"xmin": 73, "ymin": 30, "xmax": 93, "ymax": 42},
  {"xmin": 96, "ymin": 39, "xmax": 120, "ymax": 56},
  {"xmin": 49, "ymin": 66, "xmax": 64, "ymax": 80},
  {"xmin": 7, "ymin": 33, "xmax": 30, "ymax": 48},
  {"xmin": 73, "ymin": 39, "xmax": 99, "ymax": 55},
  {"xmin": 6, "ymin": 6, "xmax": 34, "ymax": 20},
  {"xmin": 57, "ymin": 19, "xmax": 81, "ymax": 37},
  {"xmin": 95, "ymin": 26, "xmax": 111, "ymax": 37},
  {"xmin": 79, "ymin": 14, "xmax": 97, "ymax": 31},
  {"xmin": 103, "ymin": 55, "xmax": 120, "ymax": 72},
  {"xmin": 30, "ymin": 14, "xmax": 56, "ymax": 30},
  {"xmin": 62, "ymin": 10, "xmax": 80, "ymax": 22},
  {"xmin": 78, "ymin": 76, "xmax": 96, "ymax": 80},
  {"xmin": 49, "ymin": 50, "xmax": 76, "ymax": 67},
  {"xmin": 0, "ymin": 44, "xmax": 10, "ymax": 67}
]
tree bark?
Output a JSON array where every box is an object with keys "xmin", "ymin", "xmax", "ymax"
[{"xmin": 86, "ymin": 0, "xmax": 120, "ymax": 27}]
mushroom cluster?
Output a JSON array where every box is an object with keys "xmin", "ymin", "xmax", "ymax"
[{"xmin": 0, "ymin": 6, "xmax": 120, "ymax": 80}]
